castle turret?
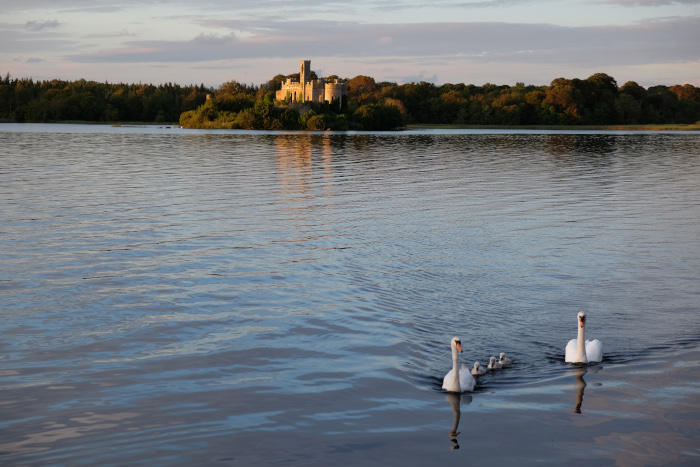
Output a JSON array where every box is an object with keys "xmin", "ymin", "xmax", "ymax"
[
  {"xmin": 276, "ymin": 59, "xmax": 347, "ymax": 106},
  {"xmin": 300, "ymin": 60, "xmax": 311, "ymax": 84}
]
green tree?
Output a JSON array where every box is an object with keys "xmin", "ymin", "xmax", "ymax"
[
  {"xmin": 353, "ymin": 103, "xmax": 404, "ymax": 130},
  {"xmin": 646, "ymin": 86, "xmax": 678, "ymax": 123},
  {"xmin": 0, "ymin": 84, "xmax": 15, "ymax": 119},
  {"xmin": 306, "ymin": 114, "xmax": 330, "ymax": 130},
  {"xmin": 619, "ymin": 81, "xmax": 647, "ymax": 101},
  {"xmin": 614, "ymin": 93, "xmax": 642, "ymax": 124},
  {"xmin": 582, "ymin": 73, "xmax": 618, "ymax": 124}
]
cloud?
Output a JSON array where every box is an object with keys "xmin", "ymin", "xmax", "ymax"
[
  {"xmin": 192, "ymin": 32, "xmax": 237, "ymax": 46},
  {"xmin": 0, "ymin": 0, "xmax": 556, "ymax": 18},
  {"xmin": 395, "ymin": 72, "xmax": 440, "ymax": 83},
  {"xmin": 26, "ymin": 57, "xmax": 45, "ymax": 63},
  {"xmin": 25, "ymin": 20, "xmax": 60, "ymax": 31},
  {"xmin": 602, "ymin": 0, "xmax": 700, "ymax": 5},
  {"xmin": 433, "ymin": 0, "xmax": 536, "ymax": 7},
  {"xmin": 0, "ymin": 0, "xmax": 403, "ymax": 14},
  {"xmin": 83, "ymin": 29, "xmax": 136, "ymax": 39},
  {"xmin": 65, "ymin": 16, "xmax": 700, "ymax": 70},
  {"xmin": 0, "ymin": 29, "xmax": 76, "ymax": 54}
]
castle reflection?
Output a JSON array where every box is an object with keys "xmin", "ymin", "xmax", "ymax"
[
  {"xmin": 271, "ymin": 135, "xmax": 337, "ymax": 254},
  {"xmin": 274, "ymin": 134, "xmax": 335, "ymax": 199}
]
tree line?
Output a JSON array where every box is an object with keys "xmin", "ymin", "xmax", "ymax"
[
  {"xmin": 0, "ymin": 73, "xmax": 212, "ymax": 123},
  {"xmin": 344, "ymin": 73, "xmax": 700, "ymax": 126},
  {"xmin": 1, "ymin": 71, "xmax": 699, "ymax": 129}
]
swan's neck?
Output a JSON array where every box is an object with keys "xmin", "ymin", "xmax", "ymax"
[
  {"xmin": 576, "ymin": 322, "xmax": 588, "ymax": 362},
  {"xmin": 451, "ymin": 346, "xmax": 461, "ymax": 391}
]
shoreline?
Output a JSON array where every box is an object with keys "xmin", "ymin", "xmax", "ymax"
[
  {"xmin": 3, "ymin": 121, "xmax": 700, "ymax": 132},
  {"xmin": 408, "ymin": 123, "xmax": 700, "ymax": 131}
]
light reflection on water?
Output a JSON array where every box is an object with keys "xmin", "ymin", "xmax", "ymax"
[{"xmin": 1, "ymin": 125, "xmax": 699, "ymax": 464}]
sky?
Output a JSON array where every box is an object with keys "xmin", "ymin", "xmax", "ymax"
[{"xmin": 1, "ymin": 0, "xmax": 699, "ymax": 88}]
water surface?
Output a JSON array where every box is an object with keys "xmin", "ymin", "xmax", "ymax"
[{"xmin": 1, "ymin": 124, "xmax": 699, "ymax": 465}]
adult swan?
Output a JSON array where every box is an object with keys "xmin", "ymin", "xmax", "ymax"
[
  {"xmin": 442, "ymin": 336, "xmax": 476, "ymax": 392},
  {"xmin": 565, "ymin": 311, "xmax": 603, "ymax": 363}
]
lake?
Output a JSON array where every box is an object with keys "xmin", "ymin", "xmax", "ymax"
[{"xmin": 1, "ymin": 124, "xmax": 699, "ymax": 465}]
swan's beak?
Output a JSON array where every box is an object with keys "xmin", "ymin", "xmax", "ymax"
[
  {"xmin": 579, "ymin": 317, "xmax": 585, "ymax": 328},
  {"xmin": 456, "ymin": 342, "xmax": 463, "ymax": 353}
]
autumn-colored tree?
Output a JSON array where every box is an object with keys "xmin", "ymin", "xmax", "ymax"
[
  {"xmin": 182, "ymin": 87, "xmax": 206, "ymax": 112},
  {"xmin": 383, "ymin": 97, "xmax": 407, "ymax": 115},
  {"xmin": 439, "ymin": 89, "xmax": 465, "ymax": 123},
  {"xmin": 4, "ymin": 69, "xmax": 699, "ymax": 127},
  {"xmin": 525, "ymin": 90, "xmax": 545, "ymax": 106},
  {"xmin": 543, "ymin": 78, "xmax": 584, "ymax": 123},
  {"xmin": 348, "ymin": 75, "xmax": 377, "ymax": 107},
  {"xmin": 670, "ymin": 84, "xmax": 700, "ymax": 102},
  {"xmin": 217, "ymin": 80, "xmax": 257, "ymax": 97}
]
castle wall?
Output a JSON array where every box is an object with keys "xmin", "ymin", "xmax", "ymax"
[
  {"xmin": 275, "ymin": 60, "xmax": 347, "ymax": 108},
  {"xmin": 324, "ymin": 82, "xmax": 346, "ymax": 105}
]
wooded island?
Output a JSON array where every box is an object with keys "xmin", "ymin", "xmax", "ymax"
[{"xmin": 1, "ymin": 70, "xmax": 698, "ymax": 131}]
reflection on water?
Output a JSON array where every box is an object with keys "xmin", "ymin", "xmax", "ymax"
[
  {"xmin": 446, "ymin": 392, "xmax": 472, "ymax": 450},
  {"xmin": 1, "ymin": 126, "xmax": 699, "ymax": 465},
  {"xmin": 573, "ymin": 366, "xmax": 587, "ymax": 414},
  {"xmin": 447, "ymin": 393, "xmax": 461, "ymax": 449},
  {"xmin": 0, "ymin": 411, "xmax": 140, "ymax": 457}
]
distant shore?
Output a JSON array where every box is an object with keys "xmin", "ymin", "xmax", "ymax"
[
  {"xmin": 408, "ymin": 123, "xmax": 700, "ymax": 131},
  {"xmin": 3, "ymin": 121, "xmax": 700, "ymax": 132}
]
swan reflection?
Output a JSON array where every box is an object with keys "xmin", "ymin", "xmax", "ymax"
[
  {"xmin": 573, "ymin": 366, "xmax": 587, "ymax": 414},
  {"xmin": 446, "ymin": 392, "xmax": 472, "ymax": 450}
]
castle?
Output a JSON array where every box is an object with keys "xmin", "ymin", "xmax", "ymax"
[{"xmin": 276, "ymin": 60, "xmax": 347, "ymax": 108}]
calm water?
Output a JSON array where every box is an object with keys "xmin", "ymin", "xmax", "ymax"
[{"xmin": 1, "ymin": 124, "xmax": 699, "ymax": 465}]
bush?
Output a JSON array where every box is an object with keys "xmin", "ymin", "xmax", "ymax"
[
  {"xmin": 330, "ymin": 115, "xmax": 350, "ymax": 131},
  {"xmin": 353, "ymin": 103, "xmax": 405, "ymax": 130},
  {"xmin": 306, "ymin": 114, "xmax": 329, "ymax": 130}
]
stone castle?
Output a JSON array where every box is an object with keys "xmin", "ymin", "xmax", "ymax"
[{"xmin": 276, "ymin": 60, "xmax": 347, "ymax": 108}]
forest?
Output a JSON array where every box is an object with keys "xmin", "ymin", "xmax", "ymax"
[{"xmin": 1, "ymin": 71, "xmax": 699, "ymax": 130}]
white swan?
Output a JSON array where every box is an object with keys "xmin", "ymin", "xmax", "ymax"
[
  {"xmin": 442, "ymin": 336, "xmax": 476, "ymax": 393},
  {"xmin": 471, "ymin": 362, "xmax": 486, "ymax": 376},
  {"xmin": 488, "ymin": 356, "xmax": 502, "ymax": 370},
  {"xmin": 499, "ymin": 352, "xmax": 512, "ymax": 367},
  {"xmin": 565, "ymin": 311, "xmax": 603, "ymax": 363}
]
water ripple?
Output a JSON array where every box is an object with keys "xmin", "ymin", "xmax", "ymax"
[{"xmin": 1, "ymin": 126, "xmax": 699, "ymax": 464}]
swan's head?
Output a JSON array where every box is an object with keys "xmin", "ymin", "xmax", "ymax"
[
  {"xmin": 473, "ymin": 362, "xmax": 480, "ymax": 370},
  {"xmin": 499, "ymin": 352, "xmax": 506, "ymax": 360},
  {"xmin": 489, "ymin": 356, "xmax": 496, "ymax": 364},
  {"xmin": 578, "ymin": 311, "xmax": 586, "ymax": 328},
  {"xmin": 451, "ymin": 336, "xmax": 463, "ymax": 353}
]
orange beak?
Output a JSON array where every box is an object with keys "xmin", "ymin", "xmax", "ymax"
[
  {"xmin": 456, "ymin": 342, "xmax": 463, "ymax": 353},
  {"xmin": 579, "ymin": 318, "xmax": 584, "ymax": 328}
]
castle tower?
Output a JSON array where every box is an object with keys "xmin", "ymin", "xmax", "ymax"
[
  {"xmin": 300, "ymin": 60, "xmax": 311, "ymax": 84},
  {"xmin": 276, "ymin": 59, "xmax": 346, "ymax": 106}
]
